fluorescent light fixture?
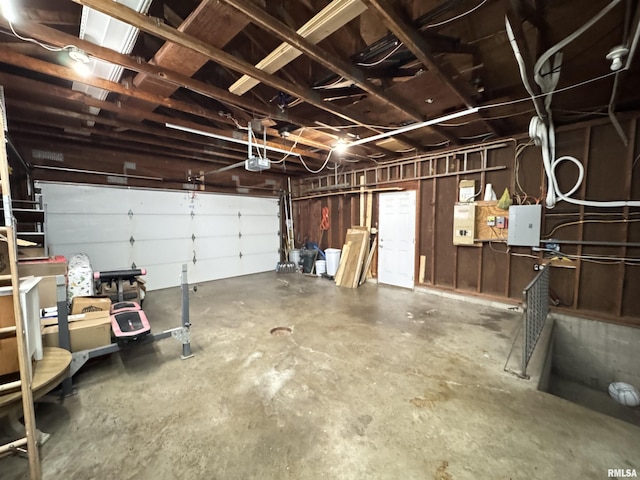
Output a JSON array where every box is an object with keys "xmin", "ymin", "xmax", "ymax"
[
  {"xmin": 0, "ymin": 1, "xmax": 17, "ymax": 22},
  {"xmin": 347, "ymin": 107, "xmax": 479, "ymax": 147},
  {"xmin": 166, "ymin": 123, "xmax": 301, "ymax": 157}
]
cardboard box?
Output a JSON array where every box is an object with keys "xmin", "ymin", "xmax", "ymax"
[
  {"xmin": 18, "ymin": 256, "xmax": 67, "ymax": 277},
  {"xmin": 71, "ymin": 296, "xmax": 112, "ymax": 315},
  {"xmin": 0, "ymin": 337, "xmax": 19, "ymax": 377},
  {"xmin": 99, "ymin": 279, "xmax": 144, "ymax": 303},
  {"xmin": 41, "ymin": 311, "xmax": 112, "ymax": 352},
  {"xmin": 0, "ymin": 293, "xmax": 18, "ymax": 376},
  {"xmin": 37, "ymin": 275, "xmax": 59, "ymax": 309},
  {"xmin": 0, "ymin": 241, "xmax": 9, "ymax": 276}
]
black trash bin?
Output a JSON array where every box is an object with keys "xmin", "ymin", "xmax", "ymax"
[{"xmin": 300, "ymin": 249, "xmax": 316, "ymax": 273}]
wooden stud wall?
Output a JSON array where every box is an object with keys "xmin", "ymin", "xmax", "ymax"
[{"xmin": 293, "ymin": 115, "xmax": 640, "ymax": 326}]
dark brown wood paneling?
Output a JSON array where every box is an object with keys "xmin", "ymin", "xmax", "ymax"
[
  {"xmin": 456, "ymin": 246, "xmax": 479, "ymax": 291},
  {"xmin": 433, "ymin": 176, "xmax": 457, "ymax": 287},
  {"xmin": 508, "ymin": 250, "xmax": 537, "ymax": 299},
  {"xmin": 419, "ymin": 179, "xmax": 434, "ymax": 284},
  {"xmin": 481, "ymin": 244, "xmax": 509, "ymax": 297},
  {"xmin": 622, "ymin": 247, "xmax": 640, "ymax": 318},
  {"xmin": 549, "ymin": 267, "xmax": 576, "ymax": 308},
  {"xmin": 577, "ymin": 261, "xmax": 619, "ymax": 315}
]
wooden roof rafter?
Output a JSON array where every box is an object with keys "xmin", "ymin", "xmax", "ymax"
[
  {"xmin": 361, "ymin": 0, "xmax": 503, "ymax": 136},
  {"xmin": 219, "ymin": 0, "xmax": 459, "ymax": 145}
]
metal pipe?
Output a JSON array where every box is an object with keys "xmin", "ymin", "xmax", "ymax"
[
  {"xmin": 180, "ymin": 264, "xmax": 193, "ymax": 360},
  {"xmin": 34, "ymin": 165, "xmax": 163, "ymax": 181},
  {"xmin": 57, "ymin": 274, "xmax": 75, "ymax": 398},
  {"xmin": 0, "ymin": 437, "xmax": 28, "ymax": 455},
  {"xmin": 548, "ymin": 239, "xmax": 640, "ymax": 247}
]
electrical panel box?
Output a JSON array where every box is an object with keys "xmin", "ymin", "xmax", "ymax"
[
  {"xmin": 507, "ymin": 204, "xmax": 541, "ymax": 247},
  {"xmin": 453, "ymin": 203, "xmax": 476, "ymax": 246}
]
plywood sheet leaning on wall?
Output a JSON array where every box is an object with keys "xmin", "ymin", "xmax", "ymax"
[{"xmin": 336, "ymin": 228, "xmax": 370, "ymax": 288}]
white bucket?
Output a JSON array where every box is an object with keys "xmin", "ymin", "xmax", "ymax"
[
  {"xmin": 289, "ymin": 249, "xmax": 300, "ymax": 264},
  {"xmin": 315, "ymin": 260, "xmax": 326, "ymax": 276},
  {"xmin": 325, "ymin": 248, "xmax": 341, "ymax": 276}
]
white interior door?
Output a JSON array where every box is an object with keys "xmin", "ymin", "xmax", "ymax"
[{"xmin": 378, "ymin": 191, "xmax": 416, "ymax": 289}]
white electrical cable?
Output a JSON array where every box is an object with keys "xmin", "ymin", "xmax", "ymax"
[
  {"xmin": 356, "ymin": 42, "xmax": 404, "ymax": 67},
  {"xmin": 7, "ymin": 20, "xmax": 76, "ymax": 52},
  {"xmin": 425, "ymin": 0, "xmax": 489, "ymax": 29},
  {"xmin": 507, "ymin": 0, "xmax": 640, "ymax": 209},
  {"xmin": 299, "ymin": 149, "xmax": 333, "ymax": 174}
]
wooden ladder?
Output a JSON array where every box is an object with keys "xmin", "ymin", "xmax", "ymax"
[{"xmin": 0, "ymin": 94, "xmax": 42, "ymax": 478}]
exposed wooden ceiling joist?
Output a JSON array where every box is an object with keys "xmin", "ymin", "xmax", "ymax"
[
  {"xmin": 219, "ymin": 0, "xmax": 459, "ymax": 144},
  {"xmin": 0, "ymin": 17, "xmax": 291, "ymax": 123},
  {"xmin": 361, "ymin": 0, "xmax": 502, "ymax": 135},
  {"xmin": 128, "ymin": 0, "xmax": 254, "ymax": 114},
  {"xmin": 0, "ymin": 16, "xmax": 393, "ymax": 155},
  {"xmin": 67, "ymin": 0, "xmax": 427, "ymax": 150}
]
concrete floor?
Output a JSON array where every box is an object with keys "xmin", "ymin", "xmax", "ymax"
[{"xmin": 3, "ymin": 272, "xmax": 639, "ymax": 479}]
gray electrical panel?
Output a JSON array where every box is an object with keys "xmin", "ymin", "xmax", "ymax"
[{"xmin": 507, "ymin": 204, "xmax": 542, "ymax": 247}]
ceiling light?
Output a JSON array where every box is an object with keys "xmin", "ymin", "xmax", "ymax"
[
  {"xmin": 347, "ymin": 108, "xmax": 479, "ymax": 147},
  {"xmin": 333, "ymin": 139, "xmax": 348, "ymax": 154},
  {"xmin": 606, "ymin": 45, "xmax": 629, "ymax": 71},
  {"xmin": 0, "ymin": 1, "xmax": 17, "ymax": 22},
  {"xmin": 72, "ymin": 61, "xmax": 92, "ymax": 77},
  {"xmin": 69, "ymin": 47, "xmax": 90, "ymax": 64},
  {"xmin": 68, "ymin": 47, "xmax": 91, "ymax": 77}
]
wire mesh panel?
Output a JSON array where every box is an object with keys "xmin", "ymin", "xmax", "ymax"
[{"xmin": 521, "ymin": 266, "xmax": 550, "ymax": 376}]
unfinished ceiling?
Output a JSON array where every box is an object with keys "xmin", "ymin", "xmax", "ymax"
[{"xmin": 0, "ymin": 0, "xmax": 638, "ymax": 193}]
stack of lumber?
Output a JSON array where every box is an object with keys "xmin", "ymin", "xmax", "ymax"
[{"xmin": 335, "ymin": 227, "xmax": 377, "ymax": 288}]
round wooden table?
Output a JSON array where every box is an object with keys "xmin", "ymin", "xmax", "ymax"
[{"xmin": 0, "ymin": 347, "xmax": 72, "ymax": 444}]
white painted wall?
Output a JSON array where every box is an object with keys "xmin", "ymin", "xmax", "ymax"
[{"xmin": 38, "ymin": 182, "xmax": 279, "ymax": 290}]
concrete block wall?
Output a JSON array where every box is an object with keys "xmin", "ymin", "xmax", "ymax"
[{"xmin": 552, "ymin": 314, "xmax": 640, "ymax": 390}]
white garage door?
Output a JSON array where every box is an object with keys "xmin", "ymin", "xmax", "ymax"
[{"xmin": 38, "ymin": 182, "xmax": 279, "ymax": 291}]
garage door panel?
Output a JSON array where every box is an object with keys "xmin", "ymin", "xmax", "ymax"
[
  {"xmin": 46, "ymin": 213, "xmax": 130, "ymax": 244},
  {"xmin": 240, "ymin": 234, "xmax": 279, "ymax": 255},
  {"xmin": 192, "ymin": 215, "xmax": 239, "ymax": 237},
  {"xmin": 131, "ymin": 214, "xmax": 192, "ymax": 240},
  {"xmin": 39, "ymin": 182, "xmax": 276, "ymax": 290},
  {"xmin": 240, "ymin": 196, "xmax": 278, "ymax": 215},
  {"xmin": 43, "ymin": 183, "xmax": 132, "ymax": 215},
  {"xmin": 241, "ymin": 253, "xmax": 278, "ymax": 275},
  {"xmin": 193, "ymin": 238, "xmax": 239, "ymax": 259},
  {"xmin": 240, "ymin": 215, "xmax": 279, "ymax": 235}
]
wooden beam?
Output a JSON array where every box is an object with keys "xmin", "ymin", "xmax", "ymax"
[
  {"xmin": 220, "ymin": 0, "xmax": 457, "ymax": 145},
  {"xmin": 6, "ymin": 94, "xmax": 326, "ymax": 168},
  {"xmin": 361, "ymin": 0, "xmax": 501, "ymax": 136},
  {"xmin": 0, "ymin": 53, "xmax": 328, "ymax": 163},
  {"xmin": 129, "ymin": 0, "xmax": 254, "ymax": 113},
  {"xmin": 0, "ymin": 17, "xmax": 292, "ymax": 123},
  {"xmin": 67, "ymin": 0, "xmax": 424, "ymax": 141}
]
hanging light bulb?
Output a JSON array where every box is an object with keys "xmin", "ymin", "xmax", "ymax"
[
  {"xmin": 0, "ymin": 2, "xmax": 17, "ymax": 22},
  {"xmin": 69, "ymin": 47, "xmax": 91, "ymax": 77},
  {"xmin": 333, "ymin": 138, "xmax": 348, "ymax": 154}
]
